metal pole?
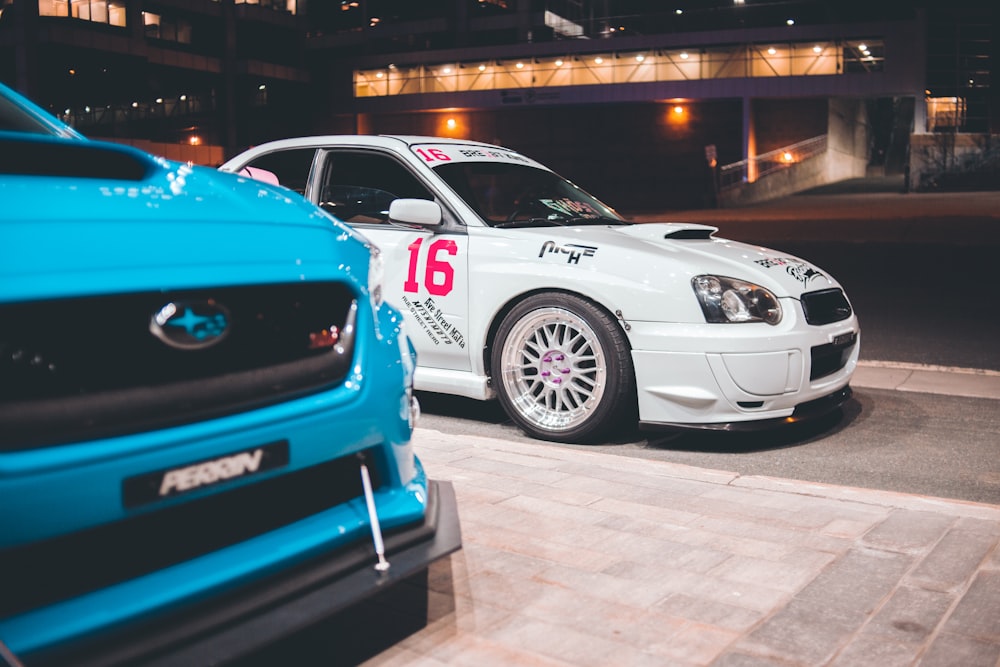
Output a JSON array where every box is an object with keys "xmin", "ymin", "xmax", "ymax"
[{"xmin": 359, "ymin": 458, "xmax": 390, "ymax": 572}]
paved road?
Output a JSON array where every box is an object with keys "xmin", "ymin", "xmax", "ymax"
[
  {"xmin": 416, "ymin": 379, "xmax": 1000, "ymax": 506},
  {"xmin": 625, "ymin": 182, "xmax": 1000, "ymax": 247}
]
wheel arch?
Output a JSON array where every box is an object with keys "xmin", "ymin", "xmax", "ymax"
[{"xmin": 482, "ymin": 287, "xmax": 632, "ymax": 383}]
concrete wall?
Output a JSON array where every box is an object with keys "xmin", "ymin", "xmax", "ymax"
[
  {"xmin": 719, "ymin": 98, "xmax": 870, "ymax": 207},
  {"xmin": 752, "ymin": 99, "xmax": 828, "ymax": 154},
  {"xmin": 827, "ymin": 98, "xmax": 871, "ymax": 181}
]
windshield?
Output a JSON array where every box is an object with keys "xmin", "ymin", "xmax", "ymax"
[{"xmin": 433, "ymin": 161, "xmax": 626, "ymax": 228}]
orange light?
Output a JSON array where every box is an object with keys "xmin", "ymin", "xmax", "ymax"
[
  {"xmin": 665, "ymin": 102, "xmax": 690, "ymax": 127},
  {"xmin": 438, "ymin": 113, "xmax": 466, "ymax": 137},
  {"xmin": 782, "ymin": 151, "xmax": 794, "ymax": 162},
  {"xmin": 188, "ymin": 135, "xmax": 202, "ymax": 146}
]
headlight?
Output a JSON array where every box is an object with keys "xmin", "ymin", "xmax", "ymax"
[
  {"xmin": 692, "ymin": 275, "xmax": 782, "ymax": 325},
  {"xmin": 367, "ymin": 244, "xmax": 384, "ymax": 309}
]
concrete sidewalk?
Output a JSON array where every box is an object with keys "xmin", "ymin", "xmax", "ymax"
[
  {"xmin": 854, "ymin": 361, "xmax": 1000, "ymax": 401},
  {"xmin": 364, "ymin": 428, "xmax": 1000, "ymax": 667}
]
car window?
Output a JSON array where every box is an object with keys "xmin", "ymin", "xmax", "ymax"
[
  {"xmin": 433, "ymin": 161, "xmax": 624, "ymax": 226},
  {"xmin": 241, "ymin": 147, "xmax": 316, "ymax": 195},
  {"xmin": 318, "ymin": 151, "xmax": 433, "ymax": 224}
]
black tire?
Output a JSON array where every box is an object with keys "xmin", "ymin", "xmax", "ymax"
[{"xmin": 490, "ymin": 293, "xmax": 636, "ymax": 443}]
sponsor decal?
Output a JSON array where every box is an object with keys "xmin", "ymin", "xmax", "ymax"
[
  {"xmin": 754, "ymin": 257, "xmax": 825, "ymax": 285},
  {"xmin": 538, "ymin": 240, "xmax": 598, "ymax": 264},
  {"xmin": 455, "ymin": 148, "xmax": 532, "ymax": 164},
  {"xmin": 122, "ymin": 441, "xmax": 289, "ymax": 507},
  {"xmin": 538, "ymin": 198, "xmax": 601, "ymax": 218},
  {"xmin": 412, "ymin": 144, "xmax": 543, "ymax": 168},
  {"xmin": 832, "ymin": 331, "xmax": 857, "ymax": 347},
  {"xmin": 401, "ymin": 295, "xmax": 466, "ymax": 348}
]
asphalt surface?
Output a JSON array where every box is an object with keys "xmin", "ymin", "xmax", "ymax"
[
  {"xmin": 625, "ymin": 178, "xmax": 1000, "ymax": 248},
  {"xmin": 309, "ymin": 182, "xmax": 1000, "ymax": 667}
]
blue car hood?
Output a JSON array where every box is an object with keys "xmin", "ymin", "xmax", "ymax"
[{"xmin": 1, "ymin": 135, "xmax": 371, "ymax": 302}]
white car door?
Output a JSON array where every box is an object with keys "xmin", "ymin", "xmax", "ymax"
[{"xmin": 313, "ymin": 148, "xmax": 472, "ymax": 373}]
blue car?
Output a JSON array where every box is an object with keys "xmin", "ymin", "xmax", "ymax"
[{"xmin": 0, "ymin": 81, "xmax": 460, "ymax": 666}]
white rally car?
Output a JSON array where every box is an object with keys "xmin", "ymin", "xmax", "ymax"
[{"xmin": 221, "ymin": 136, "xmax": 859, "ymax": 443}]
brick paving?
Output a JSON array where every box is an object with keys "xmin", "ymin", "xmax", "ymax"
[{"xmin": 360, "ymin": 429, "xmax": 1000, "ymax": 667}]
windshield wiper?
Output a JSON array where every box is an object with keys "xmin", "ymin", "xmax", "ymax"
[
  {"xmin": 557, "ymin": 215, "xmax": 629, "ymax": 226},
  {"xmin": 493, "ymin": 217, "xmax": 563, "ymax": 229},
  {"xmin": 493, "ymin": 214, "xmax": 628, "ymax": 229}
]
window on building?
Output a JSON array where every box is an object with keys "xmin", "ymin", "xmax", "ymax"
[
  {"xmin": 926, "ymin": 97, "xmax": 967, "ymax": 132},
  {"xmin": 143, "ymin": 11, "xmax": 192, "ymax": 44},
  {"xmin": 143, "ymin": 11, "xmax": 160, "ymax": 38},
  {"xmin": 40, "ymin": 0, "xmax": 125, "ymax": 26},
  {"xmin": 235, "ymin": 0, "xmax": 297, "ymax": 15},
  {"xmin": 354, "ymin": 37, "xmax": 885, "ymax": 98}
]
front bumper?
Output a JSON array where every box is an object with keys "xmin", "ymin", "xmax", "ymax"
[
  {"xmin": 21, "ymin": 480, "xmax": 462, "ymax": 667},
  {"xmin": 640, "ymin": 385, "xmax": 853, "ymax": 432},
  {"xmin": 629, "ymin": 317, "xmax": 859, "ymax": 429}
]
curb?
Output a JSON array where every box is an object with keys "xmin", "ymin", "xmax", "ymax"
[{"xmin": 853, "ymin": 360, "xmax": 1000, "ymax": 401}]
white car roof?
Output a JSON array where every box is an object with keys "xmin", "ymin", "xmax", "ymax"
[
  {"xmin": 238, "ymin": 134, "xmax": 511, "ymax": 152},
  {"xmin": 222, "ymin": 134, "xmax": 544, "ymax": 172}
]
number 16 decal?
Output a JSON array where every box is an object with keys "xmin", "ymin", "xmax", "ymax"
[{"xmin": 404, "ymin": 238, "xmax": 457, "ymax": 296}]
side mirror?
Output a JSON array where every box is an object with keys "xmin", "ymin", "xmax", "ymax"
[{"xmin": 388, "ymin": 199, "xmax": 442, "ymax": 227}]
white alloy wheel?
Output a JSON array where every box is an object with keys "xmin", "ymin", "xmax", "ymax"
[{"xmin": 492, "ymin": 293, "xmax": 634, "ymax": 443}]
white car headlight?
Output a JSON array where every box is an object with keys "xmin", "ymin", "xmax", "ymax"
[{"xmin": 692, "ymin": 275, "xmax": 782, "ymax": 325}]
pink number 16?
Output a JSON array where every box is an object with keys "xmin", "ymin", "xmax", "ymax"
[{"xmin": 404, "ymin": 238, "xmax": 457, "ymax": 296}]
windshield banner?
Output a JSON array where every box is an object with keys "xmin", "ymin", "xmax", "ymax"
[{"xmin": 411, "ymin": 144, "xmax": 549, "ymax": 170}]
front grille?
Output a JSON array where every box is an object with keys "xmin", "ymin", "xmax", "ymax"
[
  {"xmin": 0, "ymin": 449, "xmax": 383, "ymax": 619},
  {"xmin": 0, "ymin": 283, "xmax": 358, "ymax": 450},
  {"xmin": 800, "ymin": 288, "xmax": 852, "ymax": 325},
  {"xmin": 810, "ymin": 332, "xmax": 857, "ymax": 380}
]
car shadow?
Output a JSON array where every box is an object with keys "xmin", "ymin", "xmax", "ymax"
[
  {"xmin": 641, "ymin": 396, "xmax": 863, "ymax": 454},
  {"xmin": 232, "ymin": 568, "xmax": 442, "ymax": 667},
  {"xmin": 415, "ymin": 391, "xmax": 512, "ymax": 425},
  {"xmin": 414, "ymin": 391, "xmax": 865, "ymax": 454}
]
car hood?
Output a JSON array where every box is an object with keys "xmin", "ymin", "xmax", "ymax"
[
  {"xmin": 1, "ymin": 137, "xmax": 371, "ymax": 302},
  {"xmin": 521, "ymin": 222, "xmax": 840, "ymax": 298}
]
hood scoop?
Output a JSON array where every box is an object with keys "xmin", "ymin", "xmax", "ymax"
[
  {"xmin": 0, "ymin": 136, "xmax": 152, "ymax": 181},
  {"xmin": 617, "ymin": 222, "xmax": 719, "ymax": 242},
  {"xmin": 663, "ymin": 228, "xmax": 715, "ymax": 240}
]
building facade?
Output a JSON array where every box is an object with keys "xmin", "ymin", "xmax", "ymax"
[{"xmin": 1, "ymin": 0, "xmax": 994, "ymax": 207}]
